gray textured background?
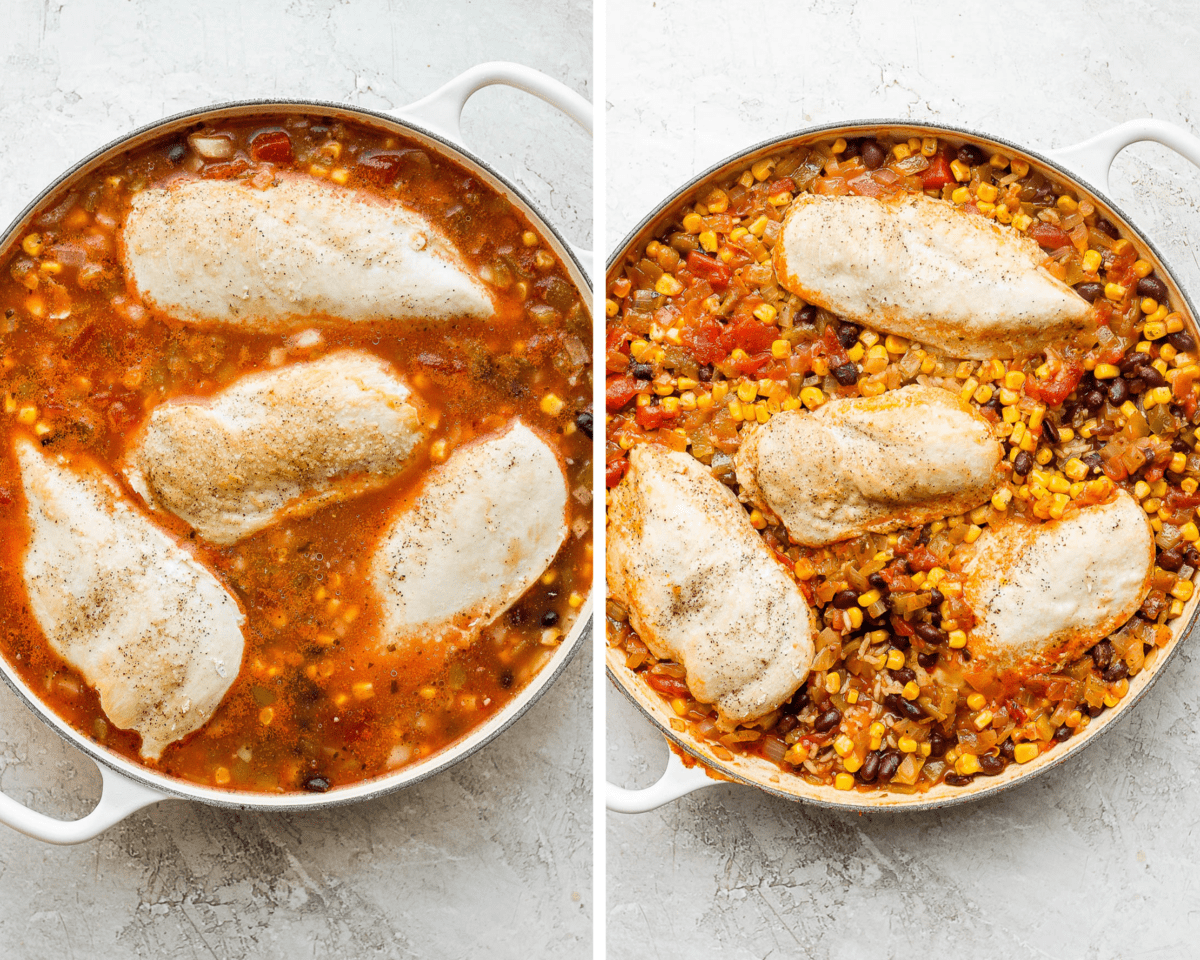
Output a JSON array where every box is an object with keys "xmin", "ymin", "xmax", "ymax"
[
  {"xmin": 606, "ymin": 2, "xmax": 1200, "ymax": 958},
  {"xmin": 0, "ymin": 2, "xmax": 593, "ymax": 958}
]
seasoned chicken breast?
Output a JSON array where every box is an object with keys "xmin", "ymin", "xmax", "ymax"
[
  {"xmin": 123, "ymin": 350, "xmax": 427, "ymax": 545},
  {"xmin": 370, "ymin": 422, "xmax": 568, "ymax": 659},
  {"xmin": 608, "ymin": 443, "xmax": 817, "ymax": 727},
  {"xmin": 122, "ymin": 176, "xmax": 494, "ymax": 329},
  {"xmin": 962, "ymin": 491, "xmax": 1155, "ymax": 680},
  {"xmin": 736, "ymin": 384, "xmax": 1003, "ymax": 547},
  {"xmin": 15, "ymin": 438, "xmax": 245, "ymax": 760},
  {"xmin": 773, "ymin": 193, "xmax": 1090, "ymax": 359}
]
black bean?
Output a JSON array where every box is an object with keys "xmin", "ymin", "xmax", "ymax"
[
  {"xmin": 1141, "ymin": 366, "xmax": 1167, "ymax": 388},
  {"xmin": 1082, "ymin": 452, "xmax": 1104, "ymax": 475},
  {"xmin": 575, "ymin": 411, "xmax": 593, "ymax": 439},
  {"xmin": 929, "ymin": 729, "xmax": 953, "ymax": 757},
  {"xmin": 1119, "ymin": 352, "xmax": 1149, "ymax": 374},
  {"xmin": 167, "ymin": 143, "xmax": 187, "ymax": 164},
  {"xmin": 833, "ymin": 362, "xmax": 859, "ymax": 386},
  {"xmin": 1137, "ymin": 276, "xmax": 1169, "ymax": 303},
  {"xmin": 929, "ymin": 588, "xmax": 945, "ymax": 607},
  {"xmin": 1090, "ymin": 639, "xmax": 1114, "ymax": 670},
  {"xmin": 302, "ymin": 775, "xmax": 330, "ymax": 793},
  {"xmin": 868, "ymin": 572, "xmax": 889, "ymax": 593},
  {"xmin": 1084, "ymin": 389, "xmax": 1106, "ymax": 412},
  {"xmin": 982, "ymin": 396, "xmax": 1003, "ymax": 419},
  {"xmin": 878, "ymin": 749, "xmax": 903, "ymax": 782},
  {"xmin": 541, "ymin": 610, "xmax": 560, "ymax": 627},
  {"xmin": 1107, "ymin": 378, "xmax": 1128, "ymax": 405},
  {"xmin": 1127, "ymin": 377, "xmax": 1147, "ymax": 396},
  {"xmin": 814, "ymin": 707, "xmax": 842, "ymax": 733},
  {"xmin": 978, "ymin": 754, "xmax": 1006, "ymax": 776},
  {"xmin": 1174, "ymin": 437, "xmax": 1193, "ymax": 453},
  {"xmin": 891, "ymin": 666, "xmax": 916, "ymax": 686},
  {"xmin": 500, "ymin": 671, "xmax": 514, "ymax": 689},
  {"xmin": 1187, "ymin": 546, "xmax": 1200, "ymax": 568},
  {"xmin": 1168, "ymin": 331, "xmax": 1197, "ymax": 353},
  {"xmin": 698, "ymin": 364, "xmax": 713, "ymax": 382},
  {"xmin": 842, "ymin": 139, "xmax": 862, "ymax": 160},
  {"xmin": 1076, "ymin": 282, "xmax": 1104, "ymax": 303},
  {"xmin": 857, "ymin": 750, "xmax": 882, "ymax": 783},
  {"xmin": 1103, "ymin": 660, "xmax": 1129, "ymax": 683},
  {"xmin": 1095, "ymin": 217, "xmax": 1120, "ymax": 238},
  {"xmin": 918, "ymin": 650, "xmax": 940, "ymax": 671},
  {"xmin": 1088, "ymin": 703, "xmax": 1104, "ymax": 718},
  {"xmin": 883, "ymin": 693, "xmax": 924, "ymax": 722},
  {"xmin": 891, "ymin": 633, "xmax": 911, "ymax": 651},
  {"xmin": 787, "ymin": 686, "xmax": 811, "ymax": 713},
  {"xmin": 999, "ymin": 739, "xmax": 1016, "ymax": 760},
  {"xmin": 915, "ymin": 622, "xmax": 947, "ymax": 645},
  {"xmin": 837, "ymin": 323, "xmax": 861, "ymax": 350},
  {"xmin": 631, "ymin": 362, "xmax": 653, "ymax": 380},
  {"xmin": 1054, "ymin": 724, "xmax": 1073, "ymax": 742},
  {"xmin": 1013, "ymin": 451, "xmax": 1033, "ymax": 477},
  {"xmin": 1159, "ymin": 546, "xmax": 1185, "ymax": 572},
  {"xmin": 776, "ymin": 715, "xmax": 799, "ymax": 736},
  {"xmin": 797, "ymin": 305, "xmax": 818, "ymax": 327},
  {"xmin": 862, "ymin": 141, "xmax": 886, "ymax": 170},
  {"xmin": 957, "ymin": 144, "xmax": 987, "ymax": 167},
  {"xmin": 833, "ymin": 589, "xmax": 859, "ymax": 609},
  {"xmin": 944, "ymin": 773, "xmax": 975, "ymax": 787}
]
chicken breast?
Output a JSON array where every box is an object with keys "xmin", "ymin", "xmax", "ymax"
[
  {"xmin": 122, "ymin": 175, "xmax": 494, "ymax": 330},
  {"xmin": 15, "ymin": 437, "xmax": 245, "ymax": 760},
  {"xmin": 608, "ymin": 443, "xmax": 817, "ymax": 727},
  {"xmin": 773, "ymin": 193, "xmax": 1090, "ymax": 359},
  {"xmin": 370, "ymin": 422, "xmax": 568, "ymax": 659},
  {"xmin": 123, "ymin": 351, "xmax": 427, "ymax": 545},
  {"xmin": 962, "ymin": 491, "xmax": 1155, "ymax": 680},
  {"xmin": 736, "ymin": 384, "xmax": 1004, "ymax": 547}
]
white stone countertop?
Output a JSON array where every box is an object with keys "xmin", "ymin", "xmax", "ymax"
[
  {"xmin": 606, "ymin": 2, "xmax": 1200, "ymax": 958},
  {"xmin": 0, "ymin": 2, "xmax": 593, "ymax": 958}
]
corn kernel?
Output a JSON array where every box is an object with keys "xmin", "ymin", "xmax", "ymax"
[
  {"xmin": 1062, "ymin": 458, "xmax": 1089, "ymax": 482},
  {"xmin": 1056, "ymin": 194, "xmax": 1078, "ymax": 212},
  {"xmin": 1082, "ymin": 249, "xmax": 1103, "ymax": 274},
  {"xmin": 1133, "ymin": 259, "xmax": 1154, "ymax": 278},
  {"xmin": 540, "ymin": 393, "xmax": 565, "ymax": 416},
  {"xmin": 1166, "ymin": 312, "xmax": 1185, "ymax": 333},
  {"xmin": 950, "ymin": 159, "xmax": 971, "ymax": 182},
  {"xmin": 920, "ymin": 137, "xmax": 938, "ymax": 157},
  {"xmin": 826, "ymin": 671, "xmax": 842, "ymax": 695},
  {"xmin": 973, "ymin": 711, "xmax": 994, "ymax": 731},
  {"xmin": 902, "ymin": 681, "xmax": 921, "ymax": 701},
  {"xmin": 1182, "ymin": 523, "xmax": 1199, "ymax": 542},
  {"xmin": 753, "ymin": 302, "xmax": 777, "ymax": 323},
  {"xmin": 785, "ymin": 743, "xmax": 810, "ymax": 765},
  {"xmin": 214, "ymin": 766, "xmax": 232, "ymax": 785},
  {"xmin": 976, "ymin": 182, "xmax": 998, "ymax": 204},
  {"xmin": 992, "ymin": 488, "xmax": 1013, "ymax": 511},
  {"xmin": 948, "ymin": 630, "xmax": 967, "ymax": 649},
  {"xmin": 1171, "ymin": 579, "xmax": 1194, "ymax": 601},
  {"xmin": 751, "ymin": 157, "xmax": 776, "ymax": 181},
  {"xmin": 655, "ymin": 274, "xmax": 684, "ymax": 297},
  {"xmin": 1092, "ymin": 363, "xmax": 1120, "ymax": 380},
  {"xmin": 769, "ymin": 339, "xmax": 792, "ymax": 360},
  {"xmin": 845, "ymin": 607, "xmax": 863, "ymax": 630},
  {"xmin": 843, "ymin": 754, "xmax": 863, "ymax": 773},
  {"xmin": 834, "ymin": 733, "xmax": 854, "ymax": 756},
  {"xmin": 1013, "ymin": 213, "xmax": 1033, "ymax": 232},
  {"xmin": 800, "ymin": 386, "xmax": 825, "ymax": 410},
  {"xmin": 885, "ymin": 648, "xmax": 906, "ymax": 670},
  {"xmin": 898, "ymin": 736, "xmax": 918, "ymax": 754},
  {"xmin": 1144, "ymin": 321, "xmax": 1167, "ymax": 340},
  {"xmin": 955, "ymin": 754, "xmax": 982, "ymax": 776},
  {"xmin": 1013, "ymin": 743, "xmax": 1039, "ymax": 764},
  {"xmin": 1105, "ymin": 282, "xmax": 1126, "ymax": 301},
  {"xmin": 698, "ymin": 230, "xmax": 718, "ymax": 253},
  {"xmin": 884, "ymin": 335, "xmax": 908, "ymax": 355},
  {"xmin": 858, "ymin": 588, "xmax": 882, "ymax": 608},
  {"xmin": 893, "ymin": 143, "xmax": 912, "ymax": 160},
  {"xmin": 951, "ymin": 186, "xmax": 970, "ymax": 204},
  {"xmin": 16, "ymin": 405, "xmax": 37, "ymax": 425},
  {"xmin": 834, "ymin": 773, "xmax": 855, "ymax": 791}
]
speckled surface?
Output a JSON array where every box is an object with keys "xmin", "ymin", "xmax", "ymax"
[
  {"xmin": 0, "ymin": 2, "xmax": 592, "ymax": 957},
  {"xmin": 606, "ymin": 2, "xmax": 1200, "ymax": 958}
]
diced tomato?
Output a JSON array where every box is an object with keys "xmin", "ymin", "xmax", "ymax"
[
  {"xmin": 635, "ymin": 403, "xmax": 679, "ymax": 430},
  {"xmin": 907, "ymin": 545, "xmax": 941, "ymax": 572},
  {"xmin": 1167, "ymin": 490, "xmax": 1200, "ymax": 510},
  {"xmin": 606, "ymin": 458, "xmax": 628, "ymax": 488},
  {"xmin": 725, "ymin": 316, "xmax": 777, "ymax": 356},
  {"xmin": 730, "ymin": 351, "xmax": 772, "ymax": 376},
  {"xmin": 646, "ymin": 674, "xmax": 691, "ymax": 698},
  {"xmin": 250, "ymin": 131, "xmax": 294, "ymax": 164},
  {"xmin": 1027, "ymin": 222, "xmax": 1072, "ymax": 250},
  {"xmin": 769, "ymin": 177, "xmax": 796, "ymax": 196},
  {"xmin": 605, "ymin": 375, "xmax": 639, "ymax": 412},
  {"xmin": 356, "ymin": 152, "xmax": 407, "ymax": 186},
  {"xmin": 890, "ymin": 615, "xmax": 915, "ymax": 637},
  {"xmin": 682, "ymin": 316, "xmax": 727, "ymax": 365},
  {"xmin": 847, "ymin": 174, "xmax": 888, "ymax": 198},
  {"xmin": 686, "ymin": 251, "xmax": 732, "ymax": 290},
  {"xmin": 816, "ymin": 324, "xmax": 850, "ymax": 368},
  {"xmin": 921, "ymin": 154, "xmax": 955, "ymax": 190},
  {"xmin": 0, "ymin": 485, "xmax": 11, "ymax": 506},
  {"xmin": 1025, "ymin": 360, "xmax": 1083, "ymax": 406},
  {"xmin": 799, "ymin": 580, "xmax": 816, "ymax": 606},
  {"xmin": 202, "ymin": 159, "xmax": 250, "ymax": 180}
]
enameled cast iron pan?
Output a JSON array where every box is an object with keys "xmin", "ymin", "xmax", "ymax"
[
  {"xmin": 606, "ymin": 118, "xmax": 1200, "ymax": 814},
  {"xmin": 0, "ymin": 62, "xmax": 594, "ymax": 844}
]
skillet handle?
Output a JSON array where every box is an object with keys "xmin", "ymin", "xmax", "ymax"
[
  {"xmin": 606, "ymin": 746, "xmax": 722, "ymax": 813},
  {"xmin": 398, "ymin": 61, "xmax": 593, "ymax": 277},
  {"xmin": 1049, "ymin": 119, "xmax": 1200, "ymax": 194},
  {"xmin": 0, "ymin": 756, "xmax": 165, "ymax": 844}
]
